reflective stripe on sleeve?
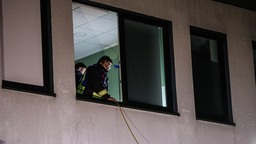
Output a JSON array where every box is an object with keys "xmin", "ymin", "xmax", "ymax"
[
  {"xmin": 92, "ymin": 89, "xmax": 108, "ymax": 99},
  {"xmin": 92, "ymin": 92, "xmax": 101, "ymax": 99},
  {"xmin": 77, "ymin": 85, "xmax": 85, "ymax": 90},
  {"xmin": 98, "ymin": 89, "xmax": 107, "ymax": 96},
  {"xmin": 76, "ymin": 89, "xmax": 83, "ymax": 94},
  {"xmin": 76, "ymin": 85, "xmax": 85, "ymax": 94}
]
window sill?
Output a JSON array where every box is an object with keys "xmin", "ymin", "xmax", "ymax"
[
  {"xmin": 196, "ymin": 117, "xmax": 235, "ymax": 126},
  {"xmin": 77, "ymin": 96, "xmax": 180, "ymax": 116},
  {"xmin": 2, "ymin": 81, "xmax": 56, "ymax": 97}
]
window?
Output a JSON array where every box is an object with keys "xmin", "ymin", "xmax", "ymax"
[
  {"xmin": 1, "ymin": 0, "xmax": 54, "ymax": 96},
  {"xmin": 73, "ymin": 2, "xmax": 120, "ymax": 101},
  {"xmin": 253, "ymin": 41, "xmax": 256, "ymax": 83},
  {"xmin": 190, "ymin": 26, "xmax": 234, "ymax": 125},
  {"xmin": 73, "ymin": 1, "xmax": 178, "ymax": 115}
]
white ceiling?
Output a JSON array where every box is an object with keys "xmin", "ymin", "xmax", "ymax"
[{"xmin": 72, "ymin": 2, "xmax": 118, "ymax": 60}]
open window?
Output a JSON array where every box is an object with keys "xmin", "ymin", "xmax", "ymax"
[
  {"xmin": 190, "ymin": 26, "xmax": 234, "ymax": 125},
  {"xmin": 73, "ymin": 2, "xmax": 121, "ymax": 101},
  {"xmin": 73, "ymin": 1, "xmax": 178, "ymax": 115}
]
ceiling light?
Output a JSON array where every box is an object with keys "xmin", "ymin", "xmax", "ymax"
[{"xmin": 74, "ymin": 32, "xmax": 87, "ymax": 37}]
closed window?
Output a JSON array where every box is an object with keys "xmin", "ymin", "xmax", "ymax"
[
  {"xmin": 190, "ymin": 26, "xmax": 234, "ymax": 125},
  {"xmin": 1, "ymin": 0, "xmax": 54, "ymax": 96},
  {"xmin": 253, "ymin": 41, "xmax": 256, "ymax": 83}
]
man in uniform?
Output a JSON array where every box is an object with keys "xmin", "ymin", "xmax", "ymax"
[
  {"xmin": 75, "ymin": 62, "xmax": 87, "ymax": 88},
  {"xmin": 76, "ymin": 56, "xmax": 116, "ymax": 102}
]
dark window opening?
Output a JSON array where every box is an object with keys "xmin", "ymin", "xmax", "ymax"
[
  {"xmin": 253, "ymin": 41, "xmax": 256, "ymax": 84},
  {"xmin": 190, "ymin": 26, "xmax": 234, "ymax": 125}
]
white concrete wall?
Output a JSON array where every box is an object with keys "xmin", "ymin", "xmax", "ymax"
[{"xmin": 0, "ymin": 0, "xmax": 256, "ymax": 144}]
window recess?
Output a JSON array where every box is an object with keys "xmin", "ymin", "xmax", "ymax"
[
  {"xmin": 252, "ymin": 41, "xmax": 256, "ymax": 84},
  {"xmin": 73, "ymin": 1, "xmax": 178, "ymax": 115},
  {"xmin": 190, "ymin": 26, "xmax": 234, "ymax": 125},
  {"xmin": 1, "ymin": 0, "xmax": 54, "ymax": 96}
]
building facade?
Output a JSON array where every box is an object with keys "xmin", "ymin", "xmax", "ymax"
[{"xmin": 0, "ymin": 0, "xmax": 256, "ymax": 144}]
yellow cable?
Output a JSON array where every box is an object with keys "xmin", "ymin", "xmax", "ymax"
[{"xmin": 115, "ymin": 101, "xmax": 139, "ymax": 144}]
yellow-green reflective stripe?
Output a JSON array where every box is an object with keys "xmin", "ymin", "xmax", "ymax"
[
  {"xmin": 93, "ymin": 92, "xmax": 101, "ymax": 99},
  {"xmin": 76, "ymin": 90, "xmax": 83, "ymax": 94},
  {"xmin": 92, "ymin": 95, "xmax": 101, "ymax": 99},
  {"xmin": 78, "ymin": 85, "xmax": 85, "ymax": 90},
  {"xmin": 98, "ymin": 89, "xmax": 107, "ymax": 96}
]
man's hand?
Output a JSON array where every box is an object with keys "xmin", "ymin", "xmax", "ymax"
[{"xmin": 108, "ymin": 97, "xmax": 117, "ymax": 102}]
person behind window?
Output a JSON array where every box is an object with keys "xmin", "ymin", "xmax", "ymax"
[
  {"xmin": 76, "ymin": 56, "xmax": 116, "ymax": 102},
  {"xmin": 75, "ymin": 62, "xmax": 87, "ymax": 88}
]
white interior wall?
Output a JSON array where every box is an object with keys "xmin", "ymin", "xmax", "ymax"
[{"xmin": 0, "ymin": 0, "xmax": 256, "ymax": 144}]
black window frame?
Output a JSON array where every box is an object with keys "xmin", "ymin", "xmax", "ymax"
[
  {"xmin": 253, "ymin": 41, "xmax": 256, "ymax": 84},
  {"xmin": 190, "ymin": 26, "xmax": 235, "ymax": 126},
  {"xmin": 74, "ymin": 0, "xmax": 179, "ymax": 115},
  {"xmin": 1, "ymin": 0, "xmax": 55, "ymax": 96}
]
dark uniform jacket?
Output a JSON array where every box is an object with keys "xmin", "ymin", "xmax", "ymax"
[
  {"xmin": 75, "ymin": 69, "xmax": 83, "ymax": 88},
  {"xmin": 76, "ymin": 63, "xmax": 110, "ymax": 100}
]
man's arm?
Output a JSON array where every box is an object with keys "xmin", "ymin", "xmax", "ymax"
[{"xmin": 88, "ymin": 67, "xmax": 111, "ymax": 100}]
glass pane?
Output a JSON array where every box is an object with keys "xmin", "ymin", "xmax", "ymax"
[
  {"xmin": 253, "ymin": 43, "xmax": 256, "ymax": 83},
  {"xmin": 2, "ymin": 0, "xmax": 43, "ymax": 86},
  {"xmin": 191, "ymin": 35, "xmax": 226, "ymax": 118},
  {"xmin": 124, "ymin": 19, "xmax": 166, "ymax": 107},
  {"xmin": 72, "ymin": 3, "xmax": 121, "ymax": 101}
]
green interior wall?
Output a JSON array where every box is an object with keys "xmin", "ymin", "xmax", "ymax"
[{"xmin": 75, "ymin": 45, "xmax": 120, "ymax": 100}]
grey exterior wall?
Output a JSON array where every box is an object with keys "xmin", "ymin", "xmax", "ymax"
[{"xmin": 0, "ymin": 0, "xmax": 256, "ymax": 144}]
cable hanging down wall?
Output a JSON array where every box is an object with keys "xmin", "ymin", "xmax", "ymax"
[{"xmin": 115, "ymin": 101, "xmax": 139, "ymax": 144}]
